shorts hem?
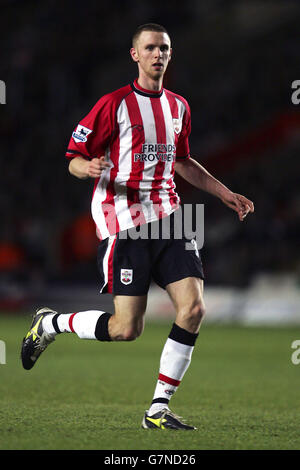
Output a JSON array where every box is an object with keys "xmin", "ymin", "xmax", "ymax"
[
  {"xmin": 158, "ymin": 272, "xmax": 205, "ymax": 290},
  {"xmin": 111, "ymin": 288, "xmax": 150, "ymax": 296}
]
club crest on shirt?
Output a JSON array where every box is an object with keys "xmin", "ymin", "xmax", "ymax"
[
  {"xmin": 173, "ymin": 118, "xmax": 182, "ymax": 134},
  {"xmin": 120, "ymin": 269, "xmax": 133, "ymax": 285},
  {"xmin": 72, "ymin": 124, "xmax": 92, "ymax": 143}
]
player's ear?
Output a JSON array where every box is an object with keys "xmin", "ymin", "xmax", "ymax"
[
  {"xmin": 168, "ymin": 47, "xmax": 173, "ymax": 62},
  {"xmin": 130, "ymin": 47, "xmax": 139, "ymax": 63}
]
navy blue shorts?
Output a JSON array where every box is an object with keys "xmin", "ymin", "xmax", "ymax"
[{"xmin": 97, "ymin": 213, "xmax": 204, "ymax": 296}]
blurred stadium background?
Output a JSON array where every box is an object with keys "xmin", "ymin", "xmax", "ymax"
[{"xmin": 1, "ymin": 0, "xmax": 300, "ymax": 326}]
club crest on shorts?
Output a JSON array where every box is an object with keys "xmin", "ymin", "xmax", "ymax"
[
  {"xmin": 173, "ymin": 118, "xmax": 182, "ymax": 134},
  {"xmin": 120, "ymin": 269, "xmax": 133, "ymax": 285},
  {"xmin": 72, "ymin": 124, "xmax": 92, "ymax": 143}
]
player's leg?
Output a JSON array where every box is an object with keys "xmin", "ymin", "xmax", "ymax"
[
  {"xmin": 21, "ymin": 229, "xmax": 151, "ymax": 370},
  {"xmin": 162, "ymin": 277, "xmax": 205, "ymax": 403},
  {"xmin": 44, "ymin": 293, "xmax": 148, "ymax": 341},
  {"xmin": 142, "ymin": 222, "xmax": 205, "ymax": 430},
  {"xmin": 143, "ymin": 277, "xmax": 204, "ymax": 430},
  {"xmin": 168, "ymin": 276, "xmax": 205, "ymax": 334},
  {"xmin": 21, "ymin": 295, "xmax": 147, "ymax": 370},
  {"xmin": 108, "ymin": 294, "xmax": 147, "ymax": 341}
]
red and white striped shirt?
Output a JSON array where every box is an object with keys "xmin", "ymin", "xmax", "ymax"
[{"xmin": 66, "ymin": 79, "xmax": 191, "ymax": 241}]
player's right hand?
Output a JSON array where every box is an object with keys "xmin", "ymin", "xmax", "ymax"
[
  {"xmin": 221, "ymin": 191, "xmax": 254, "ymax": 221},
  {"xmin": 87, "ymin": 156, "xmax": 112, "ymax": 178}
]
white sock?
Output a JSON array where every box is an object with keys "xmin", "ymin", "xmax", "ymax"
[
  {"xmin": 42, "ymin": 310, "xmax": 107, "ymax": 339},
  {"xmin": 148, "ymin": 339, "xmax": 194, "ymax": 415},
  {"xmin": 71, "ymin": 311, "xmax": 106, "ymax": 339},
  {"xmin": 148, "ymin": 323, "xmax": 198, "ymax": 416},
  {"xmin": 42, "ymin": 314, "xmax": 57, "ymax": 335}
]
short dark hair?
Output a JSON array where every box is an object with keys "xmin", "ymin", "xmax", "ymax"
[{"xmin": 132, "ymin": 23, "xmax": 170, "ymax": 47}]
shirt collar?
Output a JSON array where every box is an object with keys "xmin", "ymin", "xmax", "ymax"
[{"xmin": 131, "ymin": 78, "xmax": 163, "ymax": 98}]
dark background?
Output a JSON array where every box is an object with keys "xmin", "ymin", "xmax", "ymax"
[{"xmin": 1, "ymin": 0, "xmax": 300, "ymax": 310}]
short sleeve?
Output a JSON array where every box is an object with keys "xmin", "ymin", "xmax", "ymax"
[
  {"xmin": 175, "ymin": 102, "xmax": 191, "ymax": 161},
  {"xmin": 65, "ymin": 94, "xmax": 115, "ymax": 161}
]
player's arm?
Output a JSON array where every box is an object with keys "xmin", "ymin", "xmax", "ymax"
[
  {"xmin": 69, "ymin": 156, "xmax": 111, "ymax": 180},
  {"xmin": 175, "ymin": 157, "xmax": 254, "ymax": 221},
  {"xmin": 67, "ymin": 93, "xmax": 116, "ymax": 180}
]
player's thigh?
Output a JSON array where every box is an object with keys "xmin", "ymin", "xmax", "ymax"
[
  {"xmin": 152, "ymin": 230, "xmax": 204, "ymax": 295},
  {"xmin": 166, "ymin": 277, "xmax": 205, "ymax": 334},
  {"xmin": 109, "ymin": 294, "xmax": 148, "ymax": 340}
]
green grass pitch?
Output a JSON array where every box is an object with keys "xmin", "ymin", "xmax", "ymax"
[{"xmin": 0, "ymin": 313, "xmax": 299, "ymax": 450}]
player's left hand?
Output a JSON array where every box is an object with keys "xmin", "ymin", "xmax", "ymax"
[{"xmin": 221, "ymin": 191, "xmax": 254, "ymax": 221}]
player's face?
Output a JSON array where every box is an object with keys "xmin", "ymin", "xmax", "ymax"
[{"xmin": 131, "ymin": 31, "xmax": 172, "ymax": 81}]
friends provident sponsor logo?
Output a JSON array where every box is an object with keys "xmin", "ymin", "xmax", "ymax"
[{"xmin": 134, "ymin": 143, "xmax": 176, "ymax": 162}]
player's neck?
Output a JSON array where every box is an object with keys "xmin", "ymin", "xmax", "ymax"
[{"xmin": 136, "ymin": 75, "xmax": 163, "ymax": 93}]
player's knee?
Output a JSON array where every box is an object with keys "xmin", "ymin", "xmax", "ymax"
[
  {"xmin": 119, "ymin": 322, "xmax": 144, "ymax": 341},
  {"xmin": 189, "ymin": 301, "xmax": 205, "ymax": 325},
  {"xmin": 195, "ymin": 301, "xmax": 206, "ymax": 320},
  {"xmin": 109, "ymin": 310, "xmax": 145, "ymax": 341},
  {"xmin": 121, "ymin": 328, "xmax": 140, "ymax": 341},
  {"xmin": 179, "ymin": 301, "xmax": 206, "ymax": 331}
]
